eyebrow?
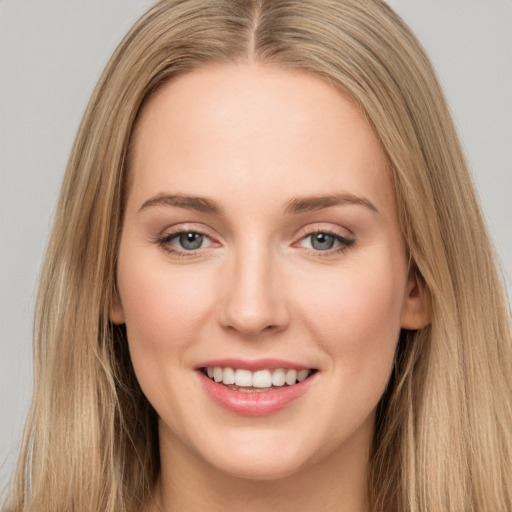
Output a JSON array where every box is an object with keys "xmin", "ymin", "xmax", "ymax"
[
  {"xmin": 139, "ymin": 193, "xmax": 223, "ymax": 214},
  {"xmin": 283, "ymin": 193, "xmax": 379, "ymax": 215},
  {"xmin": 138, "ymin": 191, "xmax": 379, "ymax": 216}
]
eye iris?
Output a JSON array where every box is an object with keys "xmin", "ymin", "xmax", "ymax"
[
  {"xmin": 311, "ymin": 233, "xmax": 335, "ymax": 250},
  {"xmin": 179, "ymin": 232, "xmax": 203, "ymax": 250}
]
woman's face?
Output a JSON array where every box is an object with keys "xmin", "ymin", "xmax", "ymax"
[{"xmin": 112, "ymin": 63, "xmax": 427, "ymax": 480}]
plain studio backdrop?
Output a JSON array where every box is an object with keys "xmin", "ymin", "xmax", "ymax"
[{"xmin": 0, "ymin": 0, "xmax": 511, "ymax": 494}]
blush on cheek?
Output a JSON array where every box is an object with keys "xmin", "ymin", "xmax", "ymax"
[
  {"xmin": 300, "ymin": 264, "xmax": 404, "ymax": 403},
  {"xmin": 119, "ymin": 258, "xmax": 218, "ymax": 353}
]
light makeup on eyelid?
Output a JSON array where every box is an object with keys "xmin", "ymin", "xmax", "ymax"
[
  {"xmin": 152, "ymin": 223, "xmax": 219, "ymax": 258},
  {"xmin": 153, "ymin": 223, "xmax": 355, "ymax": 259}
]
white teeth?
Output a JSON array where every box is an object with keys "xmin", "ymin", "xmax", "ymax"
[
  {"xmin": 271, "ymin": 368, "xmax": 286, "ymax": 386},
  {"xmin": 234, "ymin": 369, "xmax": 253, "ymax": 387},
  {"xmin": 204, "ymin": 366, "xmax": 313, "ymax": 388},
  {"xmin": 297, "ymin": 369, "xmax": 309, "ymax": 382},
  {"xmin": 223, "ymin": 367, "xmax": 235, "ymax": 385},
  {"xmin": 285, "ymin": 369, "xmax": 297, "ymax": 385},
  {"xmin": 252, "ymin": 369, "xmax": 272, "ymax": 388},
  {"xmin": 213, "ymin": 367, "xmax": 223, "ymax": 383}
]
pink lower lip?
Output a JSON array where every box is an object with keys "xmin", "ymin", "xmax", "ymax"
[{"xmin": 197, "ymin": 370, "xmax": 317, "ymax": 417}]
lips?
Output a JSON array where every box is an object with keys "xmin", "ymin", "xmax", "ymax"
[{"xmin": 196, "ymin": 359, "xmax": 318, "ymax": 416}]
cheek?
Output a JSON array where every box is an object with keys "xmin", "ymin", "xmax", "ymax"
[
  {"xmin": 116, "ymin": 248, "xmax": 216, "ymax": 365},
  {"xmin": 297, "ymin": 252, "xmax": 406, "ymax": 383}
]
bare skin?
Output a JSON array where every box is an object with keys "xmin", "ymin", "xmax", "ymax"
[{"xmin": 112, "ymin": 62, "xmax": 429, "ymax": 511}]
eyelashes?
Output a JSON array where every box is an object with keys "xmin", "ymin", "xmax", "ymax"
[
  {"xmin": 155, "ymin": 226, "xmax": 355, "ymax": 259},
  {"xmin": 296, "ymin": 230, "xmax": 354, "ymax": 253},
  {"xmin": 166, "ymin": 231, "xmax": 209, "ymax": 251},
  {"xmin": 155, "ymin": 228, "xmax": 217, "ymax": 258}
]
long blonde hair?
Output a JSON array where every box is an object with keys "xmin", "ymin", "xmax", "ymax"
[{"xmin": 4, "ymin": 1, "xmax": 511, "ymax": 511}]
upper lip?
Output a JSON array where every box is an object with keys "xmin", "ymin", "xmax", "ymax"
[{"xmin": 195, "ymin": 358, "xmax": 314, "ymax": 371}]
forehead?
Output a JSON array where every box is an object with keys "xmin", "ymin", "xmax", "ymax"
[{"xmin": 128, "ymin": 62, "xmax": 393, "ymax": 216}]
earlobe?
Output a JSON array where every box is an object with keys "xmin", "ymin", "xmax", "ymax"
[{"xmin": 400, "ymin": 267, "xmax": 431, "ymax": 330}]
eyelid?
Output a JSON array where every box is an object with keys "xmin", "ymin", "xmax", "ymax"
[
  {"xmin": 293, "ymin": 224, "xmax": 355, "ymax": 255},
  {"xmin": 154, "ymin": 223, "xmax": 221, "ymax": 257},
  {"xmin": 294, "ymin": 223, "xmax": 353, "ymax": 241},
  {"xmin": 153, "ymin": 222, "xmax": 354, "ymax": 258}
]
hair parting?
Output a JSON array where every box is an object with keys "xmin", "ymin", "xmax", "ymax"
[{"xmin": 3, "ymin": 1, "xmax": 511, "ymax": 511}]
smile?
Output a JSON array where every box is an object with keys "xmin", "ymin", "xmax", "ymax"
[
  {"xmin": 203, "ymin": 367, "xmax": 313, "ymax": 391},
  {"xmin": 197, "ymin": 362, "xmax": 318, "ymax": 416}
]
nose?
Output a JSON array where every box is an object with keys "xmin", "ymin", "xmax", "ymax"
[{"xmin": 217, "ymin": 243, "xmax": 290, "ymax": 338}]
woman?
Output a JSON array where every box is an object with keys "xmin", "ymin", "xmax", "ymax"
[{"xmin": 4, "ymin": 0, "xmax": 511, "ymax": 511}]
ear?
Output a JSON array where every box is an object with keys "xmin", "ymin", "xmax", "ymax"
[
  {"xmin": 109, "ymin": 288, "xmax": 126, "ymax": 325},
  {"xmin": 400, "ymin": 265, "xmax": 430, "ymax": 330}
]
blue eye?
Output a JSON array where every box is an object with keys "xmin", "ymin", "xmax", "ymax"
[
  {"xmin": 157, "ymin": 230, "xmax": 211, "ymax": 254},
  {"xmin": 176, "ymin": 232, "xmax": 205, "ymax": 250},
  {"xmin": 299, "ymin": 231, "xmax": 354, "ymax": 253},
  {"xmin": 309, "ymin": 233, "xmax": 337, "ymax": 251}
]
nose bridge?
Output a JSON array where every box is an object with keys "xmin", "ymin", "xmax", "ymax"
[{"xmin": 219, "ymin": 238, "xmax": 288, "ymax": 336}]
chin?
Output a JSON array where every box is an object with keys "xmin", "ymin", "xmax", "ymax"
[
  {"xmin": 194, "ymin": 431, "xmax": 322, "ymax": 481},
  {"xmin": 209, "ymin": 453, "xmax": 310, "ymax": 481}
]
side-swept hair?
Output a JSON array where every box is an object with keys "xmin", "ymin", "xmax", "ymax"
[{"xmin": 4, "ymin": 1, "xmax": 511, "ymax": 511}]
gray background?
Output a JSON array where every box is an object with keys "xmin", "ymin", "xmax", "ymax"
[{"xmin": 1, "ymin": 0, "xmax": 511, "ymax": 494}]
